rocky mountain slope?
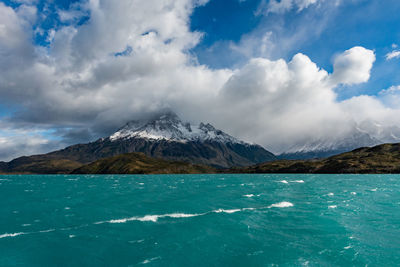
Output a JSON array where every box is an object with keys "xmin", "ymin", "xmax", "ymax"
[
  {"xmin": 0, "ymin": 111, "xmax": 276, "ymax": 173},
  {"xmin": 233, "ymin": 143, "xmax": 400, "ymax": 174},
  {"xmin": 72, "ymin": 152, "xmax": 215, "ymax": 174}
]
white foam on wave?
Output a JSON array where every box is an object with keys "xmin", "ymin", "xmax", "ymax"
[
  {"xmin": 39, "ymin": 229, "xmax": 56, "ymax": 233},
  {"xmin": 244, "ymin": 194, "xmax": 254, "ymax": 198},
  {"xmin": 328, "ymin": 205, "xmax": 337, "ymax": 209},
  {"xmin": 141, "ymin": 257, "xmax": 161, "ymax": 264},
  {"xmin": 105, "ymin": 201, "xmax": 296, "ymax": 224},
  {"xmin": 278, "ymin": 180, "xmax": 304, "ymax": 184},
  {"xmin": 328, "ymin": 193, "xmax": 334, "ymax": 196},
  {"xmin": 0, "ymin": 232, "xmax": 25, "ymax": 239},
  {"xmin": 213, "ymin": 209, "xmax": 241, "ymax": 214},
  {"xmin": 106, "ymin": 212, "xmax": 204, "ymax": 223},
  {"xmin": 351, "ymin": 192, "xmax": 357, "ymax": 195},
  {"xmin": 268, "ymin": 201, "xmax": 294, "ymax": 208}
]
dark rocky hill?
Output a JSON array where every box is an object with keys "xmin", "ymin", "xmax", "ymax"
[
  {"xmin": 0, "ymin": 111, "xmax": 276, "ymax": 173},
  {"xmin": 232, "ymin": 143, "xmax": 400, "ymax": 174},
  {"xmin": 72, "ymin": 152, "xmax": 215, "ymax": 174}
]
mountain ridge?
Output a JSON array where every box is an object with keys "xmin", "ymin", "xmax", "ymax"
[
  {"xmin": 0, "ymin": 111, "xmax": 276, "ymax": 173},
  {"xmin": 231, "ymin": 143, "xmax": 400, "ymax": 174},
  {"xmin": 72, "ymin": 152, "xmax": 215, "ymax": 174}
]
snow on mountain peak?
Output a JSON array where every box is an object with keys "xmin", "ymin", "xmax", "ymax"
[{"xmin": 109, "ymin": 112, "xmax": 246, "ymax": 144}]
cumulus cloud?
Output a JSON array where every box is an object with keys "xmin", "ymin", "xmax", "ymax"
[
  {"xmin": 330, "ymin": 46, "xmax": 376, "ymax": 86},
  {"xmin": 386, "ymin": 50, "xmax": 400, "ymax": 60},
  {"xmin": 0, "ymin": 0, "xmax": 398, "ymax": 160},
  {"xmin": 378, "ymin": 85, "xmax": 400, "ymax": 108}
]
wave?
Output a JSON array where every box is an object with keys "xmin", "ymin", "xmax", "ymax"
[
  {"xmin": 268, "ymin": 201, "xmax": 294, "ymax": 208},
  {"xmin": 213, "ymin": 209, "xmax": 241, "ymax": 214},
  {"xmin": 279, "ymin": 180, "xmax": 304, "ymax": 184},
  {"xmin": 0, "ymin": 201, "xmax": 295, "ymax": 238},
  {"xmin": 106, "ymin": 212, "xmax": 205, "ymax": 223},
  {"xmin": 141, "ymin": 257, "xmax": 161, "ymax": 264},
  {"xmin": 104, "ymin": 201, "xmax": 294, "ymax": 224},
  {"xmin": 0, "ymin": 232, "xmax": 25, "ymax": 239}
]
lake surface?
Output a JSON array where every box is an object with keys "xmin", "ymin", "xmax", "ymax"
[{"xmin": 0, "ymin": 174, "xmax": 399, "ymax": 266}]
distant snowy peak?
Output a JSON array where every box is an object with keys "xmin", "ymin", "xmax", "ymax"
[
  {"xmin": 284, "ymin": 130, "xmax": 380, "ymax": 154},
  {"xmin": 109, "ymin": 111, "xmax": 247, "ymax": 145}
]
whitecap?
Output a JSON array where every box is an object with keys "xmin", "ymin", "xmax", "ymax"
[
  {"xmin": 165, "ymin": 213, "xmax": 202, "ymax": 219},
  {"xmin": 69, "ymin": 235, "xmax": 75, "ymax": 238},
  {"xmin": 344, "ymin": 245, "xmax": 351, "ymax": 250},
  {"xmin": 140, "ymin": 257, "xmax": 160, "ymax": 264},
  {"xmin": 268, "ymin": 201, "xmax": 294, "ymax": 208},
  {"xmin": 137, "ymin": 215, "xmax": 162, "ymax": 222},
  {"xmin": 370, "ymin": 188, "xmax": 378, "ymax": 192},
  {"xmin": 102, "ymin": 203, "xmax": 294, "ymax": 225},
  {"xmin": 279, "ymin": 180, "xmax": 289, "ymax": 184},
  {"xmin": 64, "ymin": 207, "xmax": 71, "ymax": 210},
  {"xmin": 328, "ymin": 205, "xmax": 337, "ymax": 209},
  {"xmin": 213, "ymin": 209, "xmax": 241, "ymax": 214},
  {"xmin": 129, "ymin": 239, "xmax": 145, "ymax": 244},
  {"xmin": 292, "ymin": 180, "xmax": 305, "ymax": 183},
  {"xmin": 22, "ymin": 224, "xmax": 31, "ymax": 227},
  {"xmin": 327, "ymin": 193, "xmax": 334, "ymax": 196},
  {"xmin": 39, "ymin": 229, "xmax": 55, "ymax": 233},
  {"xmin": 244, "ymin": 194, "xmax": 254, "ymax": 198},
  {"xmin": 351, "ymin": 192, "xmax": 357, "ymax": 195},
  {"xmin": 0, "ymin": 232, "xmax": 25, "ymax": 239},
  {"xmin": 107, "ymin": 212, "xmax": 203, "ymax": 223},
  {"xmin": 108, "ymin": 218, "xmax": 132, "ymax": 223}
]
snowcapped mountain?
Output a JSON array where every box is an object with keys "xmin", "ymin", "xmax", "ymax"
[
  {"xmin": 279, "ymin": 119, "xmax": 400, "ymax": 159},
  {"xmin": 1, "ymin": 111, "xmax": 275, "ymax": 170},
  {"xmin": 98, "ymin": 111, "xmax": 276, "ymax": 167},
  {"xmin": 358, "ymin": 120, "xmax": 400, "ymax": 144},
  {"xmin": 109, "ymin": 111, "xmax": 245, "ymax": 144}
]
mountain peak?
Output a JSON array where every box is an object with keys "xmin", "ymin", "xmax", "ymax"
[{"xmin": 109, "ymin": 111, "xmax": 246, "ymax": 145}]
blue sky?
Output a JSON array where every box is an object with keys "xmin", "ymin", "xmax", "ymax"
[
  {"xmin": 1, "ymin": 0, "xmax": 400, "ymax": 160},
  {"xmin": 190, "ymin": 0, "xmax": 400, "ymax": 98}
]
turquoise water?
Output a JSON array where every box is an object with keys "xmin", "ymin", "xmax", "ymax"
[{"xmin": 0, "ymin": 174, "xmax": 399, "ymax": 266}]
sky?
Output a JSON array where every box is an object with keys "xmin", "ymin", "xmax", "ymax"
[{"xmin": 1, "ymin": 0, "xmax": 400, "ymax": 160}]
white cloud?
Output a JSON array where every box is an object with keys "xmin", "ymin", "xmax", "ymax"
[
  {"xmin": 0, "ymin": 126, "xmax": 62, "ymax": 161},
  {"xmin": 330, "ymin": 46, "xmax": 375, "ymax": 86},
  {"xmin": 258, "ymin": 0, "xmax": 321, "ymax": 14},
  {"xmin": 378, "ymin": 85, "xmax": 400, "ymax": 108},
  {"xmin": 386, "ymin": 50, "xmax": 400, "ymax": 60},
  {"xmin": 0, "ymin": 0, "xmax": 398, "ymax": 160}
]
